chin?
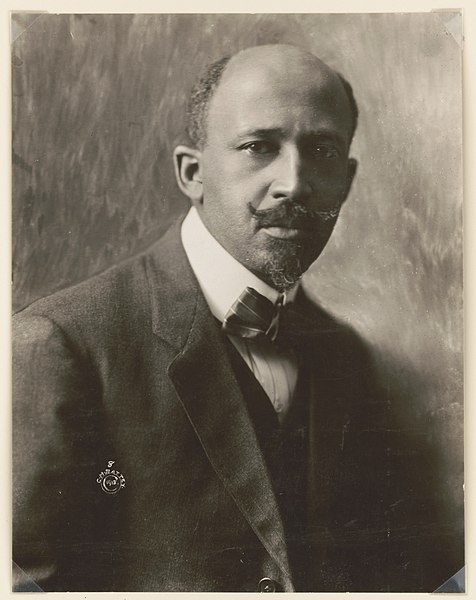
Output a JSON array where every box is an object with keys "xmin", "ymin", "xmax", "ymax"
[{"xmin": 253, "ymin": 239, "xmax": 322, "ymax": 291}]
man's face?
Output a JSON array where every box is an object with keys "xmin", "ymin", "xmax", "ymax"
[{"xmin": 195, "ymin": 48, "xmax": 356, "ymax": 289}]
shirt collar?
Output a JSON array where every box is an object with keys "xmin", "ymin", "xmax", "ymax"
[{"xmin": 181, "ymin": 207, "xmax": 298, "ymax": 323}]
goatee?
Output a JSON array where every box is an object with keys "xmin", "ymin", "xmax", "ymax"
[{"xmin": 248, "ymin": 200, "xmax": 341, "ymax": 291}]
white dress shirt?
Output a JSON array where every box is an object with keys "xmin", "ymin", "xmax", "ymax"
[{"xmin": 181, "ymin": 207, "xmax": 299, "ymax": 422}]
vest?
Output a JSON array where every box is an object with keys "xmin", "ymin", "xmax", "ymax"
[{"xmin": 225, "ymin": 340, "xmax": 313, "ymax": 590}]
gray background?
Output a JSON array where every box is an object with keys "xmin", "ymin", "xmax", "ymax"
[{"xmin": 12, "ymin": 13, "xmax": 463, "ymax": 533}]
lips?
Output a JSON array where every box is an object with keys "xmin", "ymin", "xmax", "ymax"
[
  {"xmin": 262, "ymin": 225, "xmax": 315, "ymax": 240},
  {"xmin": 263, "ymin": 218, "xmax": 313, "ymax": 229}
]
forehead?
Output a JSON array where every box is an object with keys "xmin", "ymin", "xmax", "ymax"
[{"xmin": 206, "ymin": 57, "xmax": 353, "ymax": 142}]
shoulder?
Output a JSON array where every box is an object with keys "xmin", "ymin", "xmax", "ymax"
[
  {"xmin": 297, "ymin": 286, "xmax": 381, "ymax": 417},
  {"xmin": 297, "ymin": 285, "xmax": 374, "ymax": 366},
  {"xmin": 13, "ymin": 224, "xmax": 183, "ymax": 348},
  {"xmin": 16, "ymin": 249, "xmax": 148, "ymax": 327},
  {"xmin": 12, "ymin": 251, "xmax": 152, "ymax": 398}
]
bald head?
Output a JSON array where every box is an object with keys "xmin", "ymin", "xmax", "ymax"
[
  {"xmin": 186, "ymin": 44, "xmax": 358, "ymax": 149},
  {"xmin": 226, "ymin": 44, "xmax": 339, "ymax": 83}
]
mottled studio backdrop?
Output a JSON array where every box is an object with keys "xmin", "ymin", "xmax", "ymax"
[{"xmin": 12, "ymin": 13, "xmax": 463, "ymax": 531}]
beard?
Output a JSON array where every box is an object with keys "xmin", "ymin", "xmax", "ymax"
[
  {"xmin": 260, "ymin": 238, "xmax": 306, "ymax": 291},
  {"xmin": 248, "ymin": 200, "xmax": 340, "ymax": 291}
]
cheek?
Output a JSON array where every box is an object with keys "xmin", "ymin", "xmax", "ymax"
[
  {"xmin": 312, "ymin": 169, "xmax": 350, "ymax": 202},
  {"xmin": 202, "ymin": 168, "xmax": 264, "ymax": 214},
  {"xmin": 200, "ymin": 178, "xmax": 251, "ymax": 234},
  {"xmin": 202, "ymin": 157, "xmax": 241, "ymax": 199}
]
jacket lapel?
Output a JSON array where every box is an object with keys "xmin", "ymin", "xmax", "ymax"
[{"xmin": 144, "ymin": 223, "xmax": 293, "ymax": 587}]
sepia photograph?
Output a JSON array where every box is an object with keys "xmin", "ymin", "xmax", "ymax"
[{"xmin": 11, "ymin": 12, "xmax": 464, "ymax": 593}]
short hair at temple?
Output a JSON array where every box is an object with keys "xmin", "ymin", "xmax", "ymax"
[{"xmin": 185, "ymin": 52, "xmax": 359, "ymax": 149}]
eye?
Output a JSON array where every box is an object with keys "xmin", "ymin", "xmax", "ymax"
[
  {"xmin": 312, "ymin": 145, "xmax": 340, "ymax": 160},
  {"xmin": 241, "ymin": 141, "xmax": 277, "ymax": 155}
]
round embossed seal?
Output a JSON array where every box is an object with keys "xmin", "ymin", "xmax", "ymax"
[{"xmin": 97, "ymin": 462, "xmax": 126, "ymax": 495}]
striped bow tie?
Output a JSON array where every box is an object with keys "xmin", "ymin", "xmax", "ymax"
[{"xmin": 222, "ymin": 287, "xmax": 286, "ymax": 342}]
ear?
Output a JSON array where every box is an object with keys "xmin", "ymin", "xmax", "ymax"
[
  {"xmin": 173, "ymin": 145, "xmax": 204, "ymax": 205},
  {"xmin": 343, "ymin": 157, "xmax": 358, "ymax": 200}
]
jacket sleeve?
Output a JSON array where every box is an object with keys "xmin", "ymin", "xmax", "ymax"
[{"xmin": 12, "ymin": 313, "xmax": 104, "ymax": 591}]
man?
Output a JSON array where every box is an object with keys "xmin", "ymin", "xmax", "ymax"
[{"xmin": 13, "ymin": 44, "xmax": 462, "ymax": 592}]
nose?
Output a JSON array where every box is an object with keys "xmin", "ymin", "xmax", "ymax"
[{"xmin": 269, "ymin": 146, "xmax": 313, "ymax": 202}]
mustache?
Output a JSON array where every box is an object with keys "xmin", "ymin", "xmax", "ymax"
[{"xmin": 248, "ymin": 201, "xmax": 341, "ymax": 229}]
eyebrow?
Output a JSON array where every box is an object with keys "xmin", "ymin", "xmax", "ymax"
[
  {"xmin": 232, "ymin": 128, "xmax": 286, "ymax": 142},
  {"xmin": 232, "ymin": 127, "xmax": 347, "ymax": 145}
]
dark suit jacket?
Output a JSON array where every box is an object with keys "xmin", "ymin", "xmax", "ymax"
[{"xmin": 13, "ymin": 223, "xmax": 463, "ymax": 592}]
